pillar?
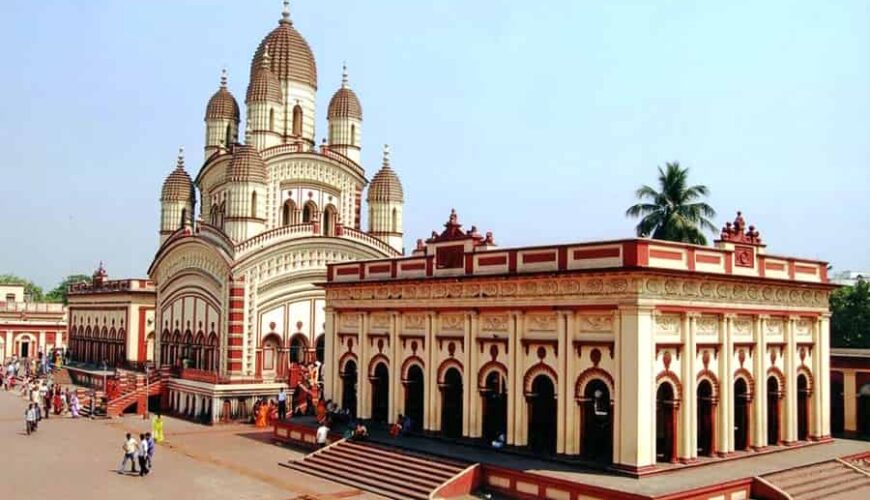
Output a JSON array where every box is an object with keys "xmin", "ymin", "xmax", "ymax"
[
  {"xmin": 507, "ymin": 311, "xmax": 519, "ymax": 445},
  {"xmin": 511, "ymin": 312, "xmax": 526, "ymax": 446},
  {"xmin": 389, "ymin": 312, "xmax": 400, "ymax": 423},
  {"xmin": 718, "ymin": 314, "xmax": 734, "ymax": 455},
  {"xmin": 818, "ymin": 314, "xmax": 832, "ymax": 438},
  {"xmin": 783, "ymin": 316, "xmax": 799, "ymax": 443},
  {"xmin": 425, "ymin": 312, "xmax": 437, "ymax": 432},
  {"xmin": 462, "ymin": 312, "xmax": 472, "ymax": 437},
  {"xmin": 810, "ymin": 316, "xmax": 823, "ymax": 438},
  {"xmin": 752, "ymin": 315, "xmax": 767, "ymax": 449},
  {"xmin": 556, "ymin": 311, "xmax": 569, "ymax": 454},
  {"xmin": 358, "ymin": 312, "xmax": 369, "ymax": 419},
  {"xmin": 564, "ymin": 311, "xmax": 578, "ymax": 455},
  {"xmin": 679, "ymin": 313, "xmax": 698, "ymax": 461},
  {"xmin": 468, "ymin": 312, "xmax": 481, "ymax": 438},
  {"xmin": 844, "ymin": 370, "xmax": 857, "ymax": 433},
  {"xmin": 615, "ymin": 305, "xmax": 656, "ymax": 471},
  {"xmin": 325, "ymin": 309, "xmax": 336, "ymax": 402}
]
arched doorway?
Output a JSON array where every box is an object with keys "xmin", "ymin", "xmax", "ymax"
[
  {"xmin": 527, "ymin": 375, "xmax": 557, "ymax": 455},
  {"xmin": 262, "ymin": 335, "xmax": 280, "ymax": 379},
  {"xmin": 656, "ymin": 383, "xmax": 677, "ymax": 463},
  {"xmin": 322, "ymin": 205, "xmax": 337, "ymax": 236},
  {"xmin": 697, "ymin": 380, "xmax": 715, "ymax": 456},
  {"xmin": 767, "ymin": 376, "xmax": 781, "ymax": 445},
  {"xmin": 831, "ymin": 371, "xmax": 845, "ymax": 434},
  {"xmin": 315, "ymin": 335, "xmax": 325, "ymax": 364},
  {"xmin": 797, "ymin": 374, "xmax": 809, "ymax": 441},
  {"xmin": 371, "ymin": 363, "xmax": 389, "ymax": 423},
  {"xmin": 341, "ymin": 360, "xmax": 357, "ymax": 418},
  {"xmin": 734, "ymin": 378, "xmax": 751, "ymax": 451},
  {"xmin": 582, "ymin": 379, "xmax": 612, "ymax": 463},
  {"xmin": 481, "ymin": 371, "xmax": 507, "ymax": 443},
  {"xmin": 289, "ymin": 336, "xmax": 307, "ymax": 364},
  {"xmin": 404, "ymin": 365, "xmax": 424, "ymax": 432},
  {"xmin": 441, "ymin": 368, "xmax": 463, "ymax": 438}
]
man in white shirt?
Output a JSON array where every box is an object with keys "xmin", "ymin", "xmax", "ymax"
[
  {"xmin": 277, "ymin": 388, "xmax": 287, "ymax": 420},
  {"xmin": 137, "ymin": 433, "xmax": 149, "ymax": 476},
  {"xmin": 117, "ymin": 433, "xmax": 138, "ymax": 474},
  {"xmin": 316, "ymin": 424, "xmax": 329, "ymax": 449}
]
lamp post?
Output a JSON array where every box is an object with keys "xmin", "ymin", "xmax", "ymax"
[{"xmin": 144, "ymin": 364, "xmax": 150, "ymax": 420}]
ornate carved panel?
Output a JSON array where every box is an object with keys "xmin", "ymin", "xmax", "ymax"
[{"xmin": 655, "ymin": 314, "xmax": 681, "ymax": 335}]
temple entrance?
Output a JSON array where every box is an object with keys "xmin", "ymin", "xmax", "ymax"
[
  {"xmin": 697, "ymin": 380, "xmax": 714, "ymax": 456},
  {"xmin": 831, "ymin": 372, "xmax": 844, "ymax": 434},
  {"xmin": 656, "ymin": 383, "xmax": 677, "ymax": 462},
  {"xmin": 289, "ymin": 336, "xmax": 306, "ymax": 364},
  {"xmin": 481, "ymin": 371, "xmax": 507, "ymax": 443},
  {"xmin": 582, "ymin": 379, "xmax": 612, "ymax": 463},
  {"xmin": 315, "ymin": 336, "xmax": 325, "ymax": 364},
  {"xmin": 404, "ymin": 365, "xmax": 424, "ymax": 432},
  {"xmin": 371, "ymin": 363, "xmax": 389, "ymax": 423},
  {"xmin": 441, "ymin": 368, "xmax": 463, "ymax": 438},
  {"xmin": 527, "ymin": 375, "xmax": 557, "ymax": 455},
  {"xmin": 767, "ymin": 377, "xmax": 781, "ymax": 445},
  {"xmin": 797, "ymin": 374, "xmax": 809, "ymax": 441},
  {"xmin": 734, "ymin": 378, "xmax": 751, "ymax": 450},
  {"xmin": 20, "ymin": 341, "xmax": 30, "ymax": 359},
  {"xmin": 341, "ymin": 360, "xmax": 357, "ymax": 418}
]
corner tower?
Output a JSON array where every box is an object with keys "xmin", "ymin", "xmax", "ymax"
[
  {"xmin": 327, "ymin": 64, "xmax": 362, "ymax": 164},
  {"xmin": 159, "ymin": 147, "xmax": 195, "ymax": 244},
  {"xmin": 223, "ymin": 126, "xmax": 267, "ymax": 242},
  {"xmin": 367, "ymin": 145, "xmax": 404, "ymax": 254},
  {"xmin": 204, "ymin": 69, "xmax": 240, "ymax": 159}
]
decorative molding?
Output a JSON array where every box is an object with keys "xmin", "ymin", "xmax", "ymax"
[
  {"xmin": 696, "ymin": 369, "xmax": 720, "ymax": 399},
  {"xmin": 436, "ymin": 358, "xmax": 464, "ymax": 384},
  {"xmin": 367, "ymin": 353, "xmax": 389, "ymax": 378},
  {"xmin": 523, "ymin": 362, "xmax": 558, "ymax": 395},
  {"xmin": 481, "ymin": 314, "xmax": 509, "ymax": 333},
  {"xmin": 574, "ymin": 367, "xmax": 615, "ymax": 399},
  {"xmin": 655, "ymin": 370, "xmax": 683, "ymax": 402},
  {"xmin": 655, "ymin": 314, "xmax": 681, "ymax": 335},
  {"xmin": 577, "ymin": 314, "xmax": 613, "ymax": 333},
  {"xmin": 400, "ymin": 355, "xmax": 425, "ymax": 380},
  {"xmin": 477, "ymin": 360, "xmax": 508, "ymax": 390},
  {"xmin": 521, "ymin": 338, "xmax": 558, "ymax": 356},
  {"xmin": 573, "ymin": 340, "xmax": 615, "ymax": 359},
  {"xmin": 733, "ymin": 367, "xmax": 755, "ymax": 401}
]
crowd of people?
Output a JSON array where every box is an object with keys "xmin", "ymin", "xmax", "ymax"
[{"xmin": 117, "ymin": 432, "xmax": 156, "ymax": 476}]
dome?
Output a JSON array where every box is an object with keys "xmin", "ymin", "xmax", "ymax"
[
  {"xmin": 328, "ymin": 87, "xmax": 362, "ymax": 120},
  {"xmin": 162, "ymin": 149, "xmax": 195, "ymax": 202},
  {"xmin": 226, "ymin": 144, "xmax": 267, "ymax": 183},
  {"xmin": 368, "ymin": 146, "xmax": 403, "ymax": 202},
  {"xmin": 205, "ymin": 70, "xmax": 240, "ymax": 122},
  {"xmin": 250, "ymin": 9, "xmax": 317, "ymax": 89},
  {"xmin": 246, "ymin": 63, "xmax": 283, "ymax": 104}
]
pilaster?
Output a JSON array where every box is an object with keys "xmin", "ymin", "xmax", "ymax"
[
  {"xmin": 462, "ymin": 312, "xmax": 473, "ymax": 437},
  {"xmin": 556, "ymin": 311, "xmax": 569, "ymax": 454},
  {"xmin": 818, "ymin": 314, "xmax": 832, "ymax": 437},
  {"xmin": 564, "ymin": 311, "xmax": 578, "ymax": 455},
  {"xmin": 425, "ymin": 312, "xmax": 438, "ymax": 432},
  {"xmin": 325, "ymin": 309, "xmax": 336, "ymax": 401},
  {"xmin": 679, "ymin": 312, "xmax": 698, "ymax": 461},
  {"xmin": 390, "ymin": 311, "xmax": 400, "ymax": 424},
  {"xmin": 752, "ymin": 315, "xmax": 768, "ymax": 449},
  {"xmin": 507, "ymin": 311, "xmax": 519, "ymax": 445},
  {"xmin": 783, "ymin": 316, "xmax": 799, "ymax": 443},
  {"xmin": 358, "ymin": 312, "xmax": 369, "ymax": 419},
  {"xmin": 615, "ymin": 304, "xmax": 656, "ymax": 470},
  {"xmin": 468, "ymin": 311, "xmax": 481, "ymax": 438},
  {"xmin": 718, "ymin": 314, "xmax": 735, "ymax": 455}
]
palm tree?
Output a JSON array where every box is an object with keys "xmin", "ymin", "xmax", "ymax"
[{"xmin": 625, "ymin": 162, "xmax": 717, "ymax": 245}]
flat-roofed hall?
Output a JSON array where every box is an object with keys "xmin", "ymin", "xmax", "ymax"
[{"xmin": 322, "ymin": 210, "xmax": 834, "ymax": 472}]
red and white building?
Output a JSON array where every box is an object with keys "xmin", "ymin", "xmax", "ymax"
[{"xmin": 0, "ymin": 284, "xmax": 66, "ymax": 359}]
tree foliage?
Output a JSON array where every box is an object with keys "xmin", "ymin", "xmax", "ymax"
[
  {"xmin": 45, "ymin": 274, "xmax": 92, "ymax": 304},
  {"xmin": 830, "ymin": 278, "xmax": 870, "ymax": 348},
  {"xmin": 0, "ymin": 273, "xmax": 44, "ymax": 302},
  {"xmin": 625, "ymin": 162, "xmax": 717, "ymax": 245}
]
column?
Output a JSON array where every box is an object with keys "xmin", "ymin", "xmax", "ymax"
[
  {"xmin": 844, "ymin": 370, "xmax": 857, "ymax": 433},
  {"xmin": 810, "ymin": 316, "xmax": 823, "ymax": 438},
  {"xmin": 718, "ymin": 314, "xmax": 735, "ymax": 455},
  {"xmin": 324, "ymin": 309, "xmax": 336, "ymax": 402},
  {"xmin": 564, "ymin": 311, "xmax": 578, "ymax": 455},
  {"xmin": 512, "ymin": 312, "xmax": 526, "ymax": 446},
  {"xmin": 461, "ymin": 312, "xmax": 472, "ymax": 437},
  {"xmin": 615, "ymin": 305, "xmax": 656, "ymax": 471},
  {"xmin": 468, "ymin": 311, "xmax": 481, "ymax": 438},
  {"xmin": 818, "ymin": 314, "xmax": 832, "ymax": 438},
  {"xmin": 358, "ymin": 312, "xmax": 369, "ymax": 419},
  {"xmin": 390, "ymin": 312, "xmax": 400, "ymax": 423},
  {"xmin": 679, "ymin": 313, "xmax": 698, "ymax": 461},
  {"xmin": 506, "ymin": 311, "xmax": 518, "ymax": 445},
  {"xmin": 783, "ymin": 316, "xmax": 799, "ymax": 443},
  {"xmin": 425, "ymin": 312, "xmax": 438, "ymax": 432},
  {"xmin": 556, "ymin": 311, "xmax": 569, "ymax": 454},
  {"xmin": 752, "ymin": 315, "xmax": 767, "ymax": 449}
]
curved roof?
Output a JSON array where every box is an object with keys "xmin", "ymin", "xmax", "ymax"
[
  {"xmin": 328, "ymin": 87, "xmax": 362, "ymax": 120},
  {"xmin": 250, "ymin": 16, "xmax": 317, "ymax": 89},
  {"xmin": 247, "ymin": 62, "xmax": 283, "ymax": 104},
  {"xmin": 368, "ymin": 146, "xmax": 403, "ymax": 202},
  {"xmin": 226, "ymin": 144, "xmax": 267, "ymax": 183},
  {"xmin": 205, "ymin": 70, "xmax": 240, "ymax": 122},
  {"xmin": 162, "ymin": 149, "xmax": 195, "ymax": 202}
]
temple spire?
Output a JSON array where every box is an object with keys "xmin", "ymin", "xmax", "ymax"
[
  {"xmin": 281, "ymin": 0, "xmax": 291, "ymax": 23},
  {"xmin": 341, "ymin": 62, "xmax": 349, "ymax": 88},
  {"xmin": 176, "ymin": 146, "xmax": 185, "ymax": 170},
  {"xmin": 382, "ymin": 144, "xmax": 391, "ymax": 167}
]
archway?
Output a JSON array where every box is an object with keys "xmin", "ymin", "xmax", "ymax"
[
  {"xmin": 527, "ymin": 374, "xmax": 557, "ymax": 455},
  {"xmin": 404, "ymin": 365, "xmax": 424, "ymax": 432},
  {"xmin": 262, "ymin": 335, "xmax": 280, "ymax": 378},
  {"xmin": 582, "ymin": 379, "xmax": 613, "ymax": 463},
  {"xmin": 370, "ymin": 362, "xmax": 389, "ymax": 423},
  {"xmin": 341, "ymin": 360, "xmax": 357, "ymax": 418},
  {"xmin": 441, "ymin": 368, "xmax": 463, "ymax": 438},
  {"xmin": 481, "ymin": 371, "xmax": 507, "ymax": 443},
  {"xmin": 734, "ymin": 378, "xmax": 751, "ymax": 451},
  {"xmin": 767, "ymin": 376, "xmax": 781, "ymax": 445},
  {"xmin": 797, "ymin": 374, "xmax": 809, "ymax": 441},
  {"xmin": 289, "ymin": 335, "xmax": 307, "ymax": 364},
  {"xmin": 322, "ymin": 205, "xmax": 337, "ymax": 236},
  {"xmin": 282, "ymin": 200, "xmax": 297, "ymax": 226},
  {"xmin": 656, "ymin": 383, "xmax": 677, "ymax": 463},
  {"xmin": 302, "ymin": 201, "xmax": 317, "ymax": 224},
  {"xmin": 831, "ymin": 371, "xmax": 845, "ymax": 434},
  {"xmin": 315, "ymin": 335, "xmax": 325, "ymax": 364},
  {"xmin": 697, "ymin": 380, "xmax": 715, "ymax": 456}
]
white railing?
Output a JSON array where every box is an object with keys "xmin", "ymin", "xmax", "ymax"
[
  {"xmin": 0, "ymin": 301, "xmax": 66, "ymax": 313},
  {"xmin": 234, "ymin": 223, "xmax": 317, "ymax": 257},
  {"xmin": 341, "ymin": 227, "xmax": 401, "ymax": 257}
]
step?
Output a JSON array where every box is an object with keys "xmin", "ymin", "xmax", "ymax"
[
  {"xmin": 329, "ymin": 446, "xmax": 457, "ymax": 480},
  {"xmin": 790, "ymin": 473, "xmax": 870, "ymax": 499},
  {"xmin": 342, "ymin": 441, "xmax": 466, "ymax": 472},
  {"xmin": 305, "ymin": 454, "xmax": 441, "ymax": 492},
  {"xmin": 285, "ymin": 459, "xmax": 429, "ymax": 500},
  {"xmin": 772, "ymin": 464, "xmax": 856, "ymax": 490},
  {"xmin": 309, "ymin": 451, "xmax": 445, "ymax": 489},
  {"xmin": 765, "ymin": 460, "xmax": 843, "ymax": 483}
]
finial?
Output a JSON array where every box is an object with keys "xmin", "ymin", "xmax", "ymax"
[
  {"xmin": 220, "ymin": 68, "xmax": 228, "ymax": 88},
  {"xmin": 281, "ymin": 0, "xmax": 291, "ymax": 23},
  {"xmin": 382, "ymin": 144, "xmax": 390, "ymax": 167},
  {"xmin": 176, "ymin": 146, "xmax": 185, "ymax": 170},
  {"xmin": 341, "ymin": 62, "xmax": 349, "ymax": 88}
]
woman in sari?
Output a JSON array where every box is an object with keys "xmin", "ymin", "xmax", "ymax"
[
  {"xmin": 255, "ymin": 400, "xmax": 269, "ymax": 428},
  {"xmin": 152, "ymin": 414, "xmax": 165, "ymax": 442},
  {"xmin": 53, "ymin": 389, "xmax": 62, "ymax": 415},
  {"xmin": 69, "ymin": 392, "xmax": 80, "ymax": 418}
]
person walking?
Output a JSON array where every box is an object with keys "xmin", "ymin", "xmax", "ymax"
[
  {"xmin": 25, "ymin": 404, "xmax": 36, "ymax": 435},
  {"xmin": 117, "ymin": 433, "xmax": 138, "ymax": 474},
  {"xmin": 151, "ymin": 414, "xmax": 164, "ymax": 443},
  {"xmin": 277, "ymin": 388, "xmax": 287, "ymax": 420},
  {"xmin": 145, "ymin": 432, "xmax": 155, "ymax": 472},
  {"xmin": 137, "ymin": 433, "xmax": 149, "ymax": 476},
  {"xmin": 316, "ymin": 422, "xmax": 329, "ymax": 449},
  {"xmin": 69, "ymin": 392, "xmax": 80, "ymax": 418}
]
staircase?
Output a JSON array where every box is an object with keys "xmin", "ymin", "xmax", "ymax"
[
  {"xmin": 762, "ymin": 459, "xmax": 870, "ymax": 499},
  {"xmin": 106, "ymin": 370, "xmax": 163, "ymax": 417},
  {"xmin": 282, "ymin": 440, "xmax": 469, "ymax": 499},
  {"xmin": 76, "ymin": 389, "xmax": 108, "ymax": 419},
  {"xmin": 52, "ymin": 367, "xmax": 72, "ymax": 386}
]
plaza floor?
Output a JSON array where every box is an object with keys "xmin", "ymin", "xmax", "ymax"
[{"xmin": 0, "ymin": 390, "xmax": 380, "ymax": 500}]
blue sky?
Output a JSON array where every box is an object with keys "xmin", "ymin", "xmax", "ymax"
[{"xmin": 0, "ymin": 0, "xmax": 867, "ymax": 289}]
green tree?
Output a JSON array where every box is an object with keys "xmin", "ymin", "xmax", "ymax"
[
  {"xmin": 625, "ymin": 162, "xmax": 717, "ymax": 245},
  {"xmin": 0, "ymin": 273, "xmax": 44, "ymax": 302},
  {"xmin": 45, "ymin": 274, "xmax": 92, "ymax": 304},
  {"xmin": 830, "ymin": 277, "xmax": 870, "ymax": 348}
]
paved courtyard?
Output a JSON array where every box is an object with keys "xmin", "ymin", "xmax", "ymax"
[{"xmin": 0, "ymin": 390, "xmax": 378, "ymax": 499}]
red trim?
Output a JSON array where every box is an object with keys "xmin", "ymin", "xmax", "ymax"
[
  {"xmin": 794, "ymin": 265, "xmax": 817, "ymax": 275},
  {"xmin": 696, "ymin": 254, "xmax": 721, "ymax": 265},
  {"xmin": 368, "ymin": 264, "xmax": 391, "ymax": 274},
  {"xmin": 557, "ymin": 247, "xmax": 568, "ymax": 270},
  {"xmin": 227, "ymin": 361, "xmax": 241, "ymax": 371},
  {"xmin": 137, "ymin": 309, "xmax": 147, "ymax": 363},
  {"xmin": 465, "ymin": 254, "xmax": 474, "ymax": 274},
  {"xmin": 521, "ymin": 251, "xmax": 557, "ymax": 264},
  {"xmin": 228, "ymin": 325, "xmax": 243, "ymax": 334},
  {"xmin": 724, "ymin": 252, "xmax": 733, "ymax": 274},
  {"xmin": 656, "ymin": 305, "xmax": 820, "ymax": 317},
  {"xmin": 227, "ymin": 349, "xmax": 242, "ymax": 359},
  {"xmin": 229, "ymin": 288, "xmax": 244, "ymax": 297},
  {"xmin": 400, "ymin": 262, "xmax": 426, "ymax": 271},
  {"xmin": 650, "ymin": 248, "xmax": 683, "ymax": 261},
  {"xmin": 574, "ymin": 247, "xmax": 621, "ymax": 259},
  {"xmin": 336, "ymin": 267, "xmax": 360, "ymax": 276},
  {"xmin": 765, "ymin": 262, "xmax": 785, "ymax": 271},
  {"xmin": 390, "ymin": 261, "xmax": 397, "ymax": 278},
  {"xmin": 788, "ymin": 261, "xmax": 796, "ymax": 280},
  {"xmin": 327, "ymin": 265, "xmax": 334, "ymax": 281},
  {"xmin": 228, "ymin": 312, "xmax": 243, "ymax": 322},
  {"xmin": 637, "ymin": 241, "xmax": 649, "ymax": 266},
  {"xmin": 426, "ymin": 256, "xmax": 434, "ymax": 276},
  {"xmin": 227, "ymin": 337, "xmax": 243, "ymax": 346},
  {"xmin": 229, "ymin": 300, "xmax": 244, "ymax": 309},
  {"xmin": 508, "ymin": 252, "xmax": 517, "ymax": 272},
  {"xmin": 687, "ymin": 248, "xmax": 696, "ymax": 271},
  {"xmin": 478, "ymin": 255, "xmax": 507, "ymax": 266}
]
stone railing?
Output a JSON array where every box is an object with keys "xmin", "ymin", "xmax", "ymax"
[
  {"xmin": 0, "ymin": 301, "xmax": 66, "ymax": 313},
  {"xmin": 234, "ymin": 223, "xmax": 317, "ymax": 257},
  {"xmin": 341, "ymin": 227, "xmax": 401, "ymax": 257},
  {"xmin": 179, "ymin": 367, "xmax": 228, "ymax": 384}
]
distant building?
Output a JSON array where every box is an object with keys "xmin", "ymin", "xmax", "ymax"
[
  {"xmin": 0, "ymin": 284, "xmax": 66, "ymax": 359},
  {"xmin": 831, "ymin": 348, "xmax": 870, "ymax": 437},
  {"xmin": 831, "ymin": 271, "xmax": 868, "ymax": 287},
  {"xmin": 66, "ymin": 263, "xmax": 156, "ymax": 368}
]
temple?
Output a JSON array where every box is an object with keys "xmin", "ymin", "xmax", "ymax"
[{"xmin": 322, "ymin": 209, "xmax": 835, "ymax": 472}]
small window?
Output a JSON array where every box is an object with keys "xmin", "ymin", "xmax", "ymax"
[
  {"xmin": 391, "ymin": 208, "xmax": 398, "ymax": 232},
  {"xmin": 250, "ymin": 191, "xmax": 257, "ymax": 218},
  {"xmin": 292, "ymin": 105, "xmax": 303, "ymax": 136},
  {"xmin": 180, "ymin": 208, "xmax": 187, "ymax": 227},
  {"xmin": 350, "ymin": 124, "xmax": 356, "ymax": 144},
  {"xmin": 5, "ymin": 294, "xmax": 15, "ymax": 303},
  {"xmin": 225, "ymin": 124, "xmax": 232, "ymax": 147},
  {"xmin": 269, "ymin": 108, "xmax": 275, "ymax": 132}
]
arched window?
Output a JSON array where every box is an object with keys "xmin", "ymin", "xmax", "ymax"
[
  {"xmin": 225, "ymin": 124, "xmax": 232, "ymax": 148},
  {"xmin": 292, "ymin": 105, "xmax": 303, "ymax": 136},
  {"xmin": 180, "ymin": 208, "xmax": 187, "ymax": 227},
  {"xmin": 322, "ymin": 205, "xmax": 337, "ymax": 236},
  {"xmin": 302, "ymin": 201, "xmax": 317, "ymax": 223},
  {"xmin": 250, "ymin": 191, "xmax": 257, "ymax": 218},
  {"xmin": 391, "ymin": 208, "xmax": 398, "ymax": 232},
  {"xmin": 350, "ymin": 124, "xmax": 356, "ymax": 145},
  {"xmin": 269, "ymin": 108, "xmax": 275, "ymax": 132}
]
